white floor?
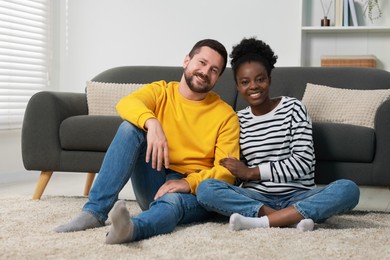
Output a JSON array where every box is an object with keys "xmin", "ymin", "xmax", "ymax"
[
  {"xmin": 1, "ymin": 171, "xmax": 390, "ymax": 212},
  {"xmin": 0, "ymin": 171, "xmax": 136, "ymax": 200}
]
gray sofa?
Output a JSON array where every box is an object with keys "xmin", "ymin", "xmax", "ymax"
[{"xmin": 22, "ymin": 66, "xmax": 390, "ymax": 199}]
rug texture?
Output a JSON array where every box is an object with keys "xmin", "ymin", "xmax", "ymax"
[{"xmin": 1, "ymin": 195, "xmax": 389, "ymax": 259}]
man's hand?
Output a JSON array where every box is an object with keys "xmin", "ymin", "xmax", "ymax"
[
  {"xmin": 219, "ymin": 156, "xmax": 260, "ymax": 181},
  {"xmin": 144, "ymin": 118, "xmax": 169, "ymax": 171},
  {"xmin": 154, "ymin": 179, "xmax": 191, "ymax": 200}
]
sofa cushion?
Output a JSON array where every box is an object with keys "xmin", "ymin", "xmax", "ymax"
[
  {"xmin": 302, "ymin": 83, "xmax": 390, "ymax": 128},
  {"xmin": 312, "ymin": 122, "xmax": 375, "ymax": 162},
  {"xmin": 60, "ymin": 115, "xmax": 123, "ymax": 151},
  {"xmin": 86, "ymin": 81, "xmax": 144, "ymax": 115}
]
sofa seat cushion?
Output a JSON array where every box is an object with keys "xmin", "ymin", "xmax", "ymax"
[
  {"xmin": 312, "ymin": 122, "xmax": 375, "ymax": 162},
  {"xmin": 60, "ymin": 115, "xmax": 123, "ymax": 151}
]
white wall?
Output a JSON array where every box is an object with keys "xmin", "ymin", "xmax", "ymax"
[
  {"xmin": 56, "ymin": 0, "xmax": 302, "ymax": 92},
  {"xmin": 1, "ymin": 0, "xmax": 302, "ymax": 176},
  {"xmin": 0, "ymin": 130, "xmax": 24, "ymax": 173}
]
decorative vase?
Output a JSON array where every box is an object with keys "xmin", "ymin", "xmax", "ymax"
[{"xmin": 321, "ymin": 16, "xmax": 330, "ymax": 26}]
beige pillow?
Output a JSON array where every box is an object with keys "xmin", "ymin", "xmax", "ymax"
[
  {"xmin": 302, "ymin": 83, "xmax": 390, "ymax": 128},
  {"xmin": 86, "ymin": 81, "xmax": 144, "ymax": 115}
]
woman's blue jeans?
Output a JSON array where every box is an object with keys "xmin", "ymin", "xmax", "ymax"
[
  {"xmin": 197, "ymin": 179, "xmax": 360, "ymax": 223},
  {"xmin": 83, "ymin": 121, "xmax": 212, "ymax": 241}
]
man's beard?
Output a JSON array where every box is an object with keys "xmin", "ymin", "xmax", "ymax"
[{"xmin": 184, "ymin": 69, "xmax": 213, "ymax": 94}]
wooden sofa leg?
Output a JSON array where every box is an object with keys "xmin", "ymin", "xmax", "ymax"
[
  {"xmin": 32, "ymin": 171, "xmax": 53, "ymax": 200},
  {"xmin": 83, "ymin": 172, "xmax": 96, "ymax": 196}
]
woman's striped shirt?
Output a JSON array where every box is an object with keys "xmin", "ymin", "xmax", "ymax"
[{"xmin": 238, "ymin": 96, "xmax": 316, "ymax": 195}]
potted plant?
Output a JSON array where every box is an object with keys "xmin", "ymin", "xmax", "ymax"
[{"xmin": 364, "ymin": 0, "xmax": 382, "ymax": 22}]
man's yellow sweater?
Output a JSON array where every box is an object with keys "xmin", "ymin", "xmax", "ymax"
[{"xmin": 116, "ymin": 80, "xmax": 240, "ymax": 194}]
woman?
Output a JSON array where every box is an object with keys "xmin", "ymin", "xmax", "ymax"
[{"xmin": 196, "ymin": 37, "xmax": 360, "ymax": 231}]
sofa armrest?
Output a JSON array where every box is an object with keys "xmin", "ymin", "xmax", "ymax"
[
  {"xmin": 373, "ymin": 99, "xmax": 390, "ymax": 184},
  {"xmin": 22, "ymin": 91, "xmax": 88, "ymax": 171}
]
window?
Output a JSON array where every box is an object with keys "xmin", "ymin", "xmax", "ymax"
[{"xmin": 0, "ymin": 0, "xmax": 50, "ymax": 130}]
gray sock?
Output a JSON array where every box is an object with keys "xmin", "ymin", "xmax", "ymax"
[
  {"xmin": 105, "ymin": 200, "xmax": 135, "ymax": 244},
  {"xmin": 54, "ymin": 211, "xmax": 103, "ymax": 233}
]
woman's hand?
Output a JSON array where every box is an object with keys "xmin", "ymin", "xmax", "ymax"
[{"xmin": 219, "ymin": 156, "xmax": 260, "ymax": 181}]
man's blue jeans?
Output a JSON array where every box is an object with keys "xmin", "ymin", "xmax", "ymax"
[
  {"xmin": 83, "ymin": 121, "xmax": 212, "ymax": 241},
  {"xmin": 197, "ymin": 179, "xmax": 360, "ymax": 223}
]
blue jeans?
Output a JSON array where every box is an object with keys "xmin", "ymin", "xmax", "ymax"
[
  {"xmin": 84, "ymin": 121, "xmax": 212, "ymax": 241},
  {"xmin": 197, "ymin": 179, "xmax": 360, "ymax": 223}
]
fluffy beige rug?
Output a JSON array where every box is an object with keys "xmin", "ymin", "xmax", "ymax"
[{"xmin": 1, "ymin": 195, "xmax": 389, "ymax": 259}]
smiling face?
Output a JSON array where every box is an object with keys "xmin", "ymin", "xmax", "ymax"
[
  {"xmin": 236, "ymin": 61, "xmax": 274, "ymax": 116},
  {"xmin": 182, "ymin": 46, "xmax": 224, "ymax": 97}
]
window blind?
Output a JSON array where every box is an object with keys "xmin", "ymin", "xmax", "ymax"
[{"xmin": 0, "ymin": 0, "xmax": 50, "ymax": 130}]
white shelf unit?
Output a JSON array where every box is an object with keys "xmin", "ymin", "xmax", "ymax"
[
  {"xmin": 300, "ymin": 0, "xmax": 390, "ymax": 71},
  {"xmin": 302, "ymin": 26, "xmax": 390, "ymax": 32}
]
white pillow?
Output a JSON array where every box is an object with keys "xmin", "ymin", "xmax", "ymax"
[
  {"xmin": 302, "ymin": 83, "xmax": 390, "ymax": 129},
  {"xmin": 86, "ymin": 81, "xmax": 144, "ymax": 115}
]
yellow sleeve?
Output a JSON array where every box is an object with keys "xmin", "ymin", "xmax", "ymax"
[
  {"xmin": 116, "ymin": 81, "xmax": 166, "ymax": 129},
  {"xmin": 185, "ymin": 111, "xmax": 240, "ymax": 194}
]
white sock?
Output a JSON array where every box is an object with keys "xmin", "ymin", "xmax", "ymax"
[
  {"xmin": 296, "ymin": 219, "xmax": 314, "ymax": 232},
  {"xmin": 229, "ymin": 213, "xmax": 270, "ymax": 231}
]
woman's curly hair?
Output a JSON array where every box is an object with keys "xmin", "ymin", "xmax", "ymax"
[{"xmin": 230, "ymin": 37, "xmax": 278, "ymax": 80}]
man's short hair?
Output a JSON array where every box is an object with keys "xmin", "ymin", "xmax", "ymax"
[{"xmin": 188, "ymin": 39, "xmax": 228, "ymax": 76}]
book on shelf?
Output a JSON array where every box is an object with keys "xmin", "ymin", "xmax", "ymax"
[
  {"xmin": 349, "ymin": 0, "xmax": 358, "ymax": 26},
  {"xmin": 335, "ymin": 0, "xmax": 343, "ymax": 26},
  {"xmin": 344, "ymin": 0, "xmax": 349, "ymax": 26},
  {"xmin": 321, "ymin": 55, "xmax": 377, "ymax": 68},
  {"xmin": 335, "ymin": 0, "xmax": 359, "ymax": 26}
]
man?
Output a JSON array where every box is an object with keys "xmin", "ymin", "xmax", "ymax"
[{"xmin": 55, "ymin": 39, "xmax": 240, "ymax": 244}]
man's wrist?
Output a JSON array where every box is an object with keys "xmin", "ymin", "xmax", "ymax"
[{"xmin": 144, "ymin": 118, "xmax": 158, "ymax": 130}]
